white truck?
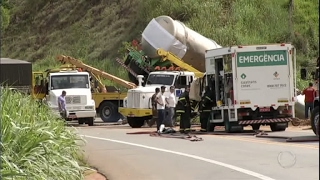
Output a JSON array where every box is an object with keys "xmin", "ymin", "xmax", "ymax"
[
  {"xmin": 119, "ymin": 71, "xmax": 196, "ymax": 128},
  {"xmin": 33, "ymin": 68, "xmax": 96, "ymax": 126},
  {"xmin": 118, "ymin": 15, "xmax": 220, "ymax": 128},
  {"xmin": 204, "ymin": 43, "xmax": 296, "ymax": 132}
]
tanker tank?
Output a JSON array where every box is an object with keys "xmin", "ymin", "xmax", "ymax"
[{"xmin": 141, "ymin": 15, "xmax": 221, "ymax": 72}]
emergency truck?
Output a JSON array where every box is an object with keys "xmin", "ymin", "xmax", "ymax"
[{"xmin": 204, "ymin": 43, "xmax": 296, "ymax": 132}]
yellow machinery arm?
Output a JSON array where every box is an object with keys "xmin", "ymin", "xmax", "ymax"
[
  {"xmin": 157, "ymin": 48, "xmax": 205, "ymax": 78},
  {"xmin": 57, "ymin": 55, "xmax": 137, "ymax": 89}
]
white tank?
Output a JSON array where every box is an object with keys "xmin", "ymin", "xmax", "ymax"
[{"xmin": 141, "ymin": 15, "xmax": 221, "ymax": 72}]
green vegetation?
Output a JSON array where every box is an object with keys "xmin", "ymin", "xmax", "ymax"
[
  {"xmin": 1, "ymin": 0, "xmax": 11, "ymax": 30},
  {"xmin": 1, "ymin": 88, "xmax": 87, "ymax": 180},
  {"xmin": 1, "ymin": 0, "xmax": 319, "ymax": 89}
]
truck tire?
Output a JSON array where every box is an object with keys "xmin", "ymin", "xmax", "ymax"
[
  {"xmin": 87, "ymin": 117, "xmax": 94, "ymax": 126},
  {"xmin": 270, "ymin": 123, "xmax": 287, "ymax": 132},
  {"xmin": 310, "ymin": 106, "xmax": 319, "ymax": 136},
  {"xmin": 127, "ymin": 117, "xmax": 145, "ymax": 128},
  {"xmin": 99, "ymin": 101, "xmax": 120, "ymax": 122},
  {"xmin": 78, "ymin": 119, "xmax": 85, "ymax": 125},
  {"xmin": 224, "ymin": 121, "xmax": 243, "ymax": 133}
]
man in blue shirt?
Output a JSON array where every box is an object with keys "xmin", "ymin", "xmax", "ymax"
[{"xmin": 58, "ymin": 90, "xmax": 67, "ymax": 119}]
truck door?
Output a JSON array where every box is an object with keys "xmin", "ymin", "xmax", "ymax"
[
  {"xmin": 32, "ymin": 72, "xmax": 46, "ymax": 99},
  {"xmin": 233, "ymin": 46, "xmax": 293, "ymax": 107}
]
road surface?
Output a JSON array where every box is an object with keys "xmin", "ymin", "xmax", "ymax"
[{"xmin": 75, "ymin": 121, "xmax": 319, "ymax": 180}]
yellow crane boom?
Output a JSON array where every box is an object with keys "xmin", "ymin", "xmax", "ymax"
[
  {"xmin": 56, "ymin": 55, "xmax": 137, "ymax": 89},
  {"xmin": 157, "ymin": 48, "xmax": 205, "ymax": 78}
]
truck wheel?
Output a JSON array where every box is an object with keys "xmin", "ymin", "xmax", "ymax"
[
  {"xmin": 87, "ymin": 118, "xmax": 94, "ymax": 126},
  {"xmin": 127, "ymin": 117, "xmax": 145, "ymax": 128},
  {"xmin": 251, "ymin": 124, "xmax": 261, "ymax": 131},
  {"xmin": 224, "ymin": 121, "xmax": 243, "ymax": 133},
  {"xmin": 310, "ymin": 106, "xmax": 319, "ymax": 136},
  {"xmin": 99, "ymin": 101, "xmax": 120, "ymax": 122},
  {"xmin": 78, "ymin": 119, "xmax": 85, "ymax": 125},
  {"xmin": 270, "ymin": 123, "xmax": 287, "ymax": 132}
]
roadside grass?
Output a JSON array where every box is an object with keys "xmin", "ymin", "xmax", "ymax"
[{"xmin": 1, "ymin": 88, "xmax": 88, "ymax": 180}]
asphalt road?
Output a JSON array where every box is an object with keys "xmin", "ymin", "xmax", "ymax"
[{"xmin": 75, "ymin": 120, "xmax": 319, "ymax": 180}]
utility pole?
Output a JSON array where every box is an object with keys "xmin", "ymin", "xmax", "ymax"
[{"xmin": 289, "ymin": 0, "xmax": 294, "ymax": 42}]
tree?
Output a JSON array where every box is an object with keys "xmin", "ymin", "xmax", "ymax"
[{"xmin": 1, "ymin": 0, "xmax": 11, "ymax": 30}]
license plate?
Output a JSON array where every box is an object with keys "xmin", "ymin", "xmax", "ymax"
[
  {"xmin": 68, "ymin": 115, "xmax": 77, "ymax": 119},
  {"xmin": 259, "ymin": 108, "xmax": 270, "ymax": 112}
]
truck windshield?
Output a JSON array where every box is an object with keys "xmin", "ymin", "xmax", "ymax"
[
  {"xmin": 51, "ymin": 75, "xmax": 89, "ymax": 90},
  {"xmin": 146, "ymin": 74, "xmax": 175, "ymax": 86}
]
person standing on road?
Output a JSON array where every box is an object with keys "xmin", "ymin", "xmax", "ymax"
[
  {"xmin": 58, "ymin": 90, "xmax": 67, "ymax": 119},
  {"xmin": 156, "ymin": 86, "xmax": 166, "ymax": 132},
  {"xmin": 199, "ymin": 86, "xmax": 216, "ymax": 132},
  {"xmin": 302, "ymin": 82, "xmax": 316, "ymax": 119},
  {"xmin": 166, "ymin": 86, "xmax": 176, "ymax": 127},
  {"xmin": 176, "ymin": 86, "xmax": 191, "ymax": 133},
  {"xmin": 148, "ymin": 87, "xmax": 160, "ymax": 127}
]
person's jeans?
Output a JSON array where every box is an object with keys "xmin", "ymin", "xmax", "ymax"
[
  {"xmin": 60, "ymin": 110, "xmax": 67, "ymax": 120},
  {"xmin": 168, "ymin": 107, "xmax": 175, "ymax": 127},
  {"xmin": 305, "ymin": 102, "xmax": 314, "ymax": 119},
  {"xmin": 157, "ymin": 109, "xmax": 166, "ymax": 130}
]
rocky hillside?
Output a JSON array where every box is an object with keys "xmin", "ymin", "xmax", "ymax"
[{"xmin": 1, "ymin": 0, "xmax": 319, "ymax": 86}]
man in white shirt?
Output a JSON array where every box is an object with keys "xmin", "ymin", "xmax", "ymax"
[
  {"xmin": 156, "ymin": 86, "xmax": 166, "ymax": 131},
  {"xmin": 58, "ymin": 90, "xmax": 67, "ymax": 119},
  {"xmin": 166, "ymin": 86, "xmax": 176, "ymax": 127}
]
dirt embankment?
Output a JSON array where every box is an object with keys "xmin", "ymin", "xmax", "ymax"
[{"xmin": 85, "ymin": 170, "xmax": 108, "ymax": 180}]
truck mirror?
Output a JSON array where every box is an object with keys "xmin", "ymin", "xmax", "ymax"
[{"xmin": 300, "ymin": 69, "xmax": 307, "ymax": 80}]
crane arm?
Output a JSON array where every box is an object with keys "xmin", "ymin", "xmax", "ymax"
[
  {"xmin": 157, "ymin": 49, "xmax": 204, "ymax": 78},
  {"xmin": 56, "ymin": 55, "xmax": 137, "ymax": 89}
]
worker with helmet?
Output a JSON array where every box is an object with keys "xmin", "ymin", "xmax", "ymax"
[
  {"xmin": 199, "ymin": 86, "xmax": 216, "ymax": 132},
  {"xmin": 176, "ymin": 85, "xmax": 192, "ymax": 133}
]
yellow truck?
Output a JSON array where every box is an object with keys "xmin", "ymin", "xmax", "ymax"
[{"xmin": 56, "ymin": 55, "xmax": 137, "ymax": 122}]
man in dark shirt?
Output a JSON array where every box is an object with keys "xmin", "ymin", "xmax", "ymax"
[{"xmin": 302, "ymin": 82, "xmax": 316, "ymax": 119}]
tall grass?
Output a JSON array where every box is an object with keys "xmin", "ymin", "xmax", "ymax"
[{"xmin": 1, "ymin": 88, "xmax": 86, "ymax": 180}]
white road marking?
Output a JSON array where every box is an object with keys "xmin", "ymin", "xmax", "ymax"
[{"xmin": 81, "ymin": 135, "xmax": 276, "ymax": 180}]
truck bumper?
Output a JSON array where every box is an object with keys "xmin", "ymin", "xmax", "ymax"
[
  {"xmin": 67, "ymin": 110, "xmax": 96, "ymax": 119},
  {"xmin": 118, "ymin": 107, "xmax": 152, "ymax": 117},
  {"xmin": 238, "ymin": 118, "xmax": 292, "ymax": 125}
]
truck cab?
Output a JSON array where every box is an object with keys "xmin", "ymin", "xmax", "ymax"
[
  {"xmin": 32, "ymin": 67, "xmax": 96, "ymax": 126},
  {"xmin": 119, "ymin": 71, "xmax": 196, "ymax": 128}
]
